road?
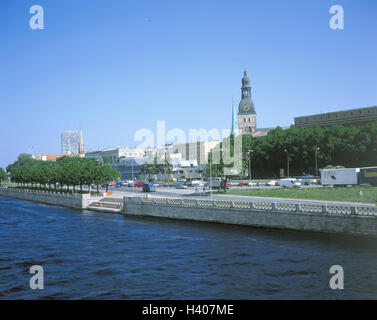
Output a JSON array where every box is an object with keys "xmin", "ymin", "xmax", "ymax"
[{"xmin": 103, "ymin": 186, "xmax": 375, "ymax": 207}]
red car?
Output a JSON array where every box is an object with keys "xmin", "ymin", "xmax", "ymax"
[
  {"xmin": 134, "ymin": 181, "xmax": 143, "ymax": 187},
  {"xmin": 239, "ymin": 182, "xmax": 249, "ymax": 186}
]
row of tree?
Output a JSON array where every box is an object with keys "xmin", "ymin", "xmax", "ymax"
[
  {"xmin": 208, "ymin": 121, "xmax": 377, "ymax": 179},
  {"xmin": 0, "ymin": 167, "xmax": 7, "ymax": 185},
  {"xmin": 6, "ymin": 154, "xmax": 120, "ymax": 193}
]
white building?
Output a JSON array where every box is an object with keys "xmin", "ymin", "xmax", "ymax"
[{"xmin": 85, "ymin": 147, "xmax": 145, "ymax": 163}]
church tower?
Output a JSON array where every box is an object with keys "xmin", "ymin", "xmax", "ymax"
[{"xmin": 238, "ymin": 68, "xmax": 256, "ymax": 135}]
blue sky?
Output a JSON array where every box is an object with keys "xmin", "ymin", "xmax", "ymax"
[{"xmin": 0, "ymin": 0, "xmax": 376, "ymax": 168}]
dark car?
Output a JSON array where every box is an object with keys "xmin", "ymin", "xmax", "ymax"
[
  {"xmin": 115, "ymin": 182, "xmax": 123, "ymax": 187},
  {"xmin": 142, "ymin": 182, "xmax": 156, "ymax": 192}
]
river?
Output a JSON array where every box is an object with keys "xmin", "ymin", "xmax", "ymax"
[{"xmin": 0, "ymin": 196, "xmax": 376, "ymax": 299}]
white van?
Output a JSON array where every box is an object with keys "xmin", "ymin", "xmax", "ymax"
[{"xmin": 280, "ymin": 178, "xmax": 302, "ymax": 188}]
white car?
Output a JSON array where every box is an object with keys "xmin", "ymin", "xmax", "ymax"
[
  {"xmin": 192, "ymin": 180, "xmax": 205, "ymax": 187},
  {"xmin": 248, "ymin": 181, "xmax": 257, "ymax": 186},
  {"xmin": 267, "ymin": 180, "xmax": 277, "ymax": 186},
  {"xmin": 280, "ymin": 178, "xmax": 302, "ymax": 188}
]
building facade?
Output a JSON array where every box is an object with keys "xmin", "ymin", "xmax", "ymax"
[
  {"xmin": 238, "ymin": 69, "xmax": 257, "ymax": 135},
  {"xmin": 166, "ymin": 140, "xmax": 220, "ymax": 164},
  {"xmin": 85, "ymin": 147, "xmax": 145, "ymax": 163},
  {"xmin": 294, "ymin": 106, "xmax": 377, "ymax": 129},
  {"xmin": 61, "ymin": 130, "xmax": 84, "ymax": 155}
]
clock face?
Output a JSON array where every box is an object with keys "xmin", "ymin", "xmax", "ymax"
[{"xmin": 243, "ymin": 106, "xmax": 250, "ymax": 112}]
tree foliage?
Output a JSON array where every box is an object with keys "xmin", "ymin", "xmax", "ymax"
[
  {"xmin": 6, "ymin": 155, "xmax": 120, "ymax": 192},
  {"xmin": 239, "ymin": 121, "xmax": 377, "ymax": 178},
  {"xmin": 0, "ymin": 167, "xmax": 8, "ymax": 185}
]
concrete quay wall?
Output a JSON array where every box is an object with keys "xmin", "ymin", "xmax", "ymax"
[
  {"xmin": 123, "ymin": 197, "xmax": 377, "ymax": 237},
  {"xmin": 0, "ymin": 187, "xmax": 99, "ymax": 210}
]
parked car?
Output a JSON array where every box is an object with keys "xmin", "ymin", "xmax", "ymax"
[
  {"xmin": 239, "ymin": 182, "xmax": 249, "ymax": 186},
  {"xmin": 115, "ymin": 182, "xmax": 123, "ymax": 187},
  {"xmin": 192, "ymin": 180, "xmax": 205, "ymax": 187},
  {"xmin": 275, "ymin": 181, "xmax": 280, "ymax": 186},
  {"xmin": 109, "ymin": 182, "xmax": 116, "ymax": 187},
  {"xmin": 248, "ymin": 181, "xmax": 257, "ymax": 186},
  {"xmin": 175, "ymin": 183, "xmax": 188, "ymax": 189},
  {"xmin": 229, "ymin": 181, "xmax": 239, "ymax": 186},
  {"xmin": 257, "ymin": 181, "xmax": 267, "ymax": 186},
  {"xmin": 280, "ymin": 178, "xmax": 302, "ymax": 188},
  {"xmin": 267, "ymin": 180, "xmax": 277, "ymax": 186},
  {"xmin": 142, "ymin": 182, "xmax": 156, "ymax": 192},
  {"xmin": 134, "ymin": 181, "xmax": 143, "ymax": 187}
]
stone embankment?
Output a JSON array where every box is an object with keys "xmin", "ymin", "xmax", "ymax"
[
  {"xmin": 0, "ymin": 187, "xmax": 101, "ymax": 210},
  {"xmin": 123, "ymin": 196, "xmax": 377, "ymax": 236}
]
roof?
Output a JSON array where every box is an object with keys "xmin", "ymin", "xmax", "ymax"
[{"xmin": 252, "ymin": 131, "xmax": 269, "ymax": 138}]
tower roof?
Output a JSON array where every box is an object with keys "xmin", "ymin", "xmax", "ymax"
[
  {"xmin": 238, "ymin": 68, "xmax": 255, "ymax": 114},
  {"xmin": 242, "ymin": 69, "xmax": 250, "ymax": 87}
]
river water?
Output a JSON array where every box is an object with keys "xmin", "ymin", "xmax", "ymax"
[{"xmin": 0, "ymin": 196, "xmax": 377, "ymax": 299}]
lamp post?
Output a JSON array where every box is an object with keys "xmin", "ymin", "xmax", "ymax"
[
  {"xmin": 131, "ymin": 158, "xmax": 134, "ymax": 194},
  {"xmin": 248, "ymin": 149, "xmax": 254, "ymax": 180},
  {"xmin": 315, "ymin": 147, "xmax": 320, "ymax": 177},
  {"xmin": 209, "ymin": 151, "xmax": 212, "ymax": 201},
  {"xmin": 284, "ymin": 149, "xmax": 290, "ymax": 178}
]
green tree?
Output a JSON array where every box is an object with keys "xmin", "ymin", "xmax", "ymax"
[
  {"xmin": 0, "ymin": 168, "xmax": 8, "ymax": 185},
  {"xmin": 101, "ymin": 165, "xmax": 120, "ymax": 192}
]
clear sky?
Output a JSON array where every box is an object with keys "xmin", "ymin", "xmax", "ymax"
[{"xmin": 1, "ymin": 0, "xmax": 376, "ymax": 169}]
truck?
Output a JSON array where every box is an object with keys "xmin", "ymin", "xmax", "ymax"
[
  {"xmin": 320, "ymin": 168, "xmax": 359, "ymax": 186},
  {"xmin": 359, "ymin": 167, "xmax": 377, "ymax": 186}
]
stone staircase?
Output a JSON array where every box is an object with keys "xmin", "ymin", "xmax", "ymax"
[{"xmin": 87, "ymin": 197, "xmax": 123, "ymax": 213}]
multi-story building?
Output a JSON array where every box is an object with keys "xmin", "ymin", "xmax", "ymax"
[
  {"xmin": 85, "ymin": 147, "xmax": 145, "ymax": 163},
  {"xmin": 109, "ymin": 153, "xmax": 205, "ymax": 181},
  {"xmin": 61, "ymin": 130, "xmax": 84, "ymax": 155},
  {"xmin": 294, "ymin": 106, "xmax": 377, "ymax": 129},
  {"xmin": 166, "ymin": 140, "xmax": 220, "ymax": 164}
]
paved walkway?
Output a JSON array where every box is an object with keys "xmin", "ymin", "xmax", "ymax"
[{"xmin": 105, "ymin": 187, "xmax": 376, "ymax": 207}]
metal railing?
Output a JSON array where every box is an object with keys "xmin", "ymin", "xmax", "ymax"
[{"xmin": 131, "ymin": 196, "xmax": 377, "ymax": 216}]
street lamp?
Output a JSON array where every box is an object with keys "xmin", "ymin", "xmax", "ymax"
[
  {"xmin": 209, "ymin": 151, "xmax": 212, "ymax": 202},
  {"xmin": 284, "ymin": 149, "xmax": 290, "ymax": 178},
  {"xmin": 131, "ymin": 158, "xmax": 134, "ymax": 194},
  {"xmin": 248, "ymin": 150, "xmax": 254, "ymax": 180},
  {"xmin": 315, "ymin": 147, "xmax": 320, "ymax": 177}
]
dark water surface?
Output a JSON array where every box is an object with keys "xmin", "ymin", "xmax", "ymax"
[{"xmin": 0, "ymin": 196, "xmax": 377, "ymax": 299}]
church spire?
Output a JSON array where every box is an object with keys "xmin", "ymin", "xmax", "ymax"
[{"xmin": 231, "ymin": 97, "xmax": 238, "ymax": 135}]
